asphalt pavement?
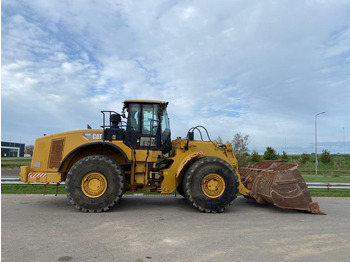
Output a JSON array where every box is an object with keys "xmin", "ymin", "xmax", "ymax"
[{"xmin": 1, "ymin": 195, "xmax": 350, "ymax": 262}]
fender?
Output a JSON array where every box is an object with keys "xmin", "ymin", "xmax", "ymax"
[
  {"xmin": 58, "ymin": 142, "xmax": 131, "ymax": 172},
  {"xmin": 175, "ymin": 151, "xmax": 206, "ymax": 178}
]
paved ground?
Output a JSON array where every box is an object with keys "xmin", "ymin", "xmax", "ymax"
[{"xmin": 2, "ymin": 195, "xmax": 350, "ymax": 262}]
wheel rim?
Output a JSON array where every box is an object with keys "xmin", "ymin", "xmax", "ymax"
[
  {"xmin": 81, "ymin": 172, "xmax": 107, "ymax": 198},
  {"xmin": 201, "ymin": 173, "xmax": 225, "ymax": 198}
]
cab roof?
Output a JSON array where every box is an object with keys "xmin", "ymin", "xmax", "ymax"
[
  {"xmin": 124, "ymin": 99, "xmax": 167, "ymax": 104},
  {"xmin": 123, "ymin": 100, "xmax": 168, "ymax": 108}
]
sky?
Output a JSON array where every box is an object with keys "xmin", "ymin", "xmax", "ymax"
[{"xmin": 1, "ymin": 0, "xmax": 350, "ymax": 154}]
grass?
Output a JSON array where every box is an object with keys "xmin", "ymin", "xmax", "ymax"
[
  {"xmin": 308, "ymin": 189, "xmax": 350, "ymax": 197},
  {"xmin": 1, "ymin": 184, "xmax": 66, "ymax": 194},
  {"xmin": 287, "ymin": 154, "xmax": 350, "ymax": 176},
  {"xmin": 1, "ymin": 157, "xmax": 32, "ymax": 169}
]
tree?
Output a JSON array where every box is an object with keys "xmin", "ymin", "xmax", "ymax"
[
  {"xmin": 25, "ymin": 145, "xmax": 34, "ymax": 155},
  {"xmin": 250, "ymin": 150, "xmax": 261, "ymax": 163},
  {"xmin": 281, "ymin": 151, "xmax": 288, "ymax": 161},
  {"xmin": 232, "ymin": 133, "xmax": 250, "ymax": 166},
  {"xmin": 320, "ymin": 149, "xmax": 331, "ymax": 164},
  {"xmin": 263, "ymin": 146, "xmax": 278, "ymax": 160},
  {"xmin": 214, "ymin": 136, "xmax": 223, "ymax": 144},
  {"xmin": 299, "ymin": 153, "xmax": 310, "ymax": 165}
]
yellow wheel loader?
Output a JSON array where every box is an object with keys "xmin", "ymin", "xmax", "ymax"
[{"xmin": 20, "ymin": 100, "xmax": 324, "ymax": 214}]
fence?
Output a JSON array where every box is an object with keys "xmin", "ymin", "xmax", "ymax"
[
  {"xmin": 1, "ymin": 177, "xmax": 65, "ymax": 185},
  {"xmin": 306, "ymin": 182, "xmax": 350, "ymax": 190}
]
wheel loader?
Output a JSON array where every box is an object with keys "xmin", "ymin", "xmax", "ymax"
[{"xmin": 20, "ymin": 100, "xmax": 324, "ymax": 214}]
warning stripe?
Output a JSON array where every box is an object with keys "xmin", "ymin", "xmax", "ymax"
[{"xmin": 28, "ymin": 173, "xmax": 47, "ymax": 178}]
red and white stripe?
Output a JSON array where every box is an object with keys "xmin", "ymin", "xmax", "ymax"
[{"xmin": 28, "ymin": 173, "xmax": 47, "ymax": 178}]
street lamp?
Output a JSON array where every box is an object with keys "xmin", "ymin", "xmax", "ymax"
[{"xmin": 315, "ymin": 111, "xmax": 326, "ymax": 175}]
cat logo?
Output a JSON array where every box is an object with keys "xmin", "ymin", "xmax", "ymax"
[{"xmin": 82, "ymin": 132, "xmax": 103, "ymax": 140}]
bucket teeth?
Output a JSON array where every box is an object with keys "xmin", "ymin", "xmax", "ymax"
[{"xmin": 239, "ymin": 160, "xmax": 326, "ymax": 215}]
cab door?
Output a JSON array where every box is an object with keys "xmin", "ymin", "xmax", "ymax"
[{"xmin": 124, "ymin": 103, "xmax": 161, "ymax": 151}]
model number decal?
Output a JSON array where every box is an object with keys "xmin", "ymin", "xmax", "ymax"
[{"xmin": 82, "ymin": 132, "xmax": 103, "ymax": 140}]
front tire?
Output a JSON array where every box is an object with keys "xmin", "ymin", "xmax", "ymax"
[
  {"xmin": 176, "ymin": 183, "xmax": 185, "ymax": 198},
  {"xmin": 65, "ymin": 155, "xmax": 125, "ymax": 212},
  {"xmin": 183, "ymin": 157, "xmax": 239, "ymax": 213}
]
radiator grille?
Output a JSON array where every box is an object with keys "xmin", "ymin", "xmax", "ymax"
[{"xmin": 48, "ymin": 139, "xmax": 65, "ymax": 169}]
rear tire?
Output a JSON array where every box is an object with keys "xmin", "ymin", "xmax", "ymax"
[
  {"xmin": 183, "ymin": 157, "xmax": 238, "ymax": 213},
  {"xmin": 176, "ymin": 183, "xmax": 185, "ymax": 198},
  {"xmin": 66, "ymin": 155, "xmax": 125, "ymax": 212}
]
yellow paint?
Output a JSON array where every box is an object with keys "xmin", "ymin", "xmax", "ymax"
[
  {"xmin": 81, "ymin": 172, "xmax": 107, "ymax": 198},
  {"xmin": 24, "ymin": 172, "xmax": 64, "ymax": 183},
  {"xmin": 20, "ymin": 166, "xmax": 31, "ymax": 182},
  {"xmin": 175, "ymin": 151, "xmax": 205, "ymax": 178},
  {"xmin": 159, "ymin": 138, "xmax": 250, "ymax": 196},
  {"xmin": 47, "ymin": 172, "xmax": 65, "ymax": 183},
  {"xmin": 20, "ymin": 127, "xmax": 250, "ymax": 196},
  {"xmin": 28, "ymin": 129, "xmax": 132, "ymax": 172},
  {"xmin": 201, "ymin": 173, "xmax": 226, "ymax": 198}
]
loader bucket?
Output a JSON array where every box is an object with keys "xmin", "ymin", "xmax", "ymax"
[{"xmin": 239, "ymin": 160, "xmax": 325, "ymax": 214}]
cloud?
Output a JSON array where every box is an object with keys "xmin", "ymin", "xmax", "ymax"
[{"xmin": 2, "ymin": 0, "xmax": 350, "ymax": 154}]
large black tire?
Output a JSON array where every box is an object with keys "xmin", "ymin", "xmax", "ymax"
[
  {"xmin": 183, "ymin": 157, "xmax": 239, "ymax": 213},
  {"xmin": 66, "ymin": 155, "xmax": 125, "ymax": 212},
  {"xmin": 176, "ymin": 183, "xmax": 186, "ymax": 198}
]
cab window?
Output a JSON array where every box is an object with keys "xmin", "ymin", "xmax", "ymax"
[
  {"xmin": 142, "ymin": 104, "xmax": 159, "ymax": 135},
  {"xmin": 127, "ymin": 104, "xmax": 140, "ymax": 131},
  {"xmin": 161, "ymin": 109, "xmax": 170, "ymax": 143}
]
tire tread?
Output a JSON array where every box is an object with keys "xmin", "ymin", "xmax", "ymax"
[
  {"xmin": 65, "ymin": 155, "xmax": 125, "ymax": 212},
  {"xmin": 183, "ymin": 157, "xmax": 239, "ymax": 213}
]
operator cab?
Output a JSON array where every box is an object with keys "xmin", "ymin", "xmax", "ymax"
[{"xmin": 123, "ymin": 100, "xmax": 171, "ymax": 154}]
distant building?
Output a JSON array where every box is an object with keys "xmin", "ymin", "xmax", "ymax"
[{"xmin": 1, "ymin": 141, "xmax": 25, "ymax": 157}]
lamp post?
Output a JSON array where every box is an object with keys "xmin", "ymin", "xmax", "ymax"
[{"xmin": 315, "ymin": 112, "xmax": 325, "ymax": 175}]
